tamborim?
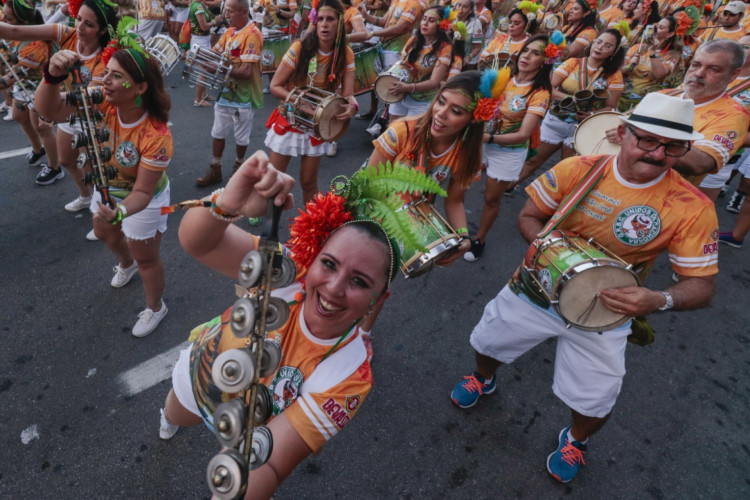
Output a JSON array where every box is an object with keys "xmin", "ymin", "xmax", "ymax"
[
  {"xmin": 182, "ymin": 44, "xmax": 232, "ymax": 99},
  {"xmin": 573, "ymin": 111, "xmax": 624, "ymax": 155},
  {"xmin": 524, "ymin": 230, "xmax": 639, "ymax": 331},
  {"xmin": 398, "ymin": 199, "xmax": 461, "ymax": 278},
  {"xmin": 283, "ymin": 87, "xmax": 350, "ymax": 142},
  {"xmin": 261, "ymin": 34, "xmax": 292, "ymax": 74},
  {"xmin": 353, "ymin": 45, "xmax": 384, "ymax": 95},
  {"xmin": 146, "ymin": 34, "xmax": 181, "ymax": 77},
  {"xmin": 374, "ymin": 61, "xmax": 414, "ymax": 103}
]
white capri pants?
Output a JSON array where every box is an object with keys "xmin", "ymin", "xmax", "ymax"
[{"xmin": 469, "ymin": 285, "xmax": 630, "ymax": 418}]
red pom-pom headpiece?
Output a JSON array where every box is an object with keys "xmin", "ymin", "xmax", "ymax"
[{"xmin": 68, "ymin": 0, "xmax": 83, "ymax": 18}]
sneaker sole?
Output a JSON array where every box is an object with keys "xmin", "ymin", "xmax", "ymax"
[
  {"xmin": 546, "ymin": 427, "xmax": 573, "ymax": 483},
  {"xmin": 719, "ymin": 239, "xmax": 743, "ymax": 249},
  {"xmin": 65, "ymin": 203, "xmax": 90, "ymax": 212},
  {"xmin": 35, "ymin": 172, "xmax": 64, "ymax": 186},
  {"xmin": 133, "ymin": 307, "xmax": 168, "ymax": 338},
  {"xmin": 450, "ymin": 383, "xmax": 497, "ymax": 409},
  {"xmin": 28, "ymin": 158, "xmax": 46, "ymax": 168}
]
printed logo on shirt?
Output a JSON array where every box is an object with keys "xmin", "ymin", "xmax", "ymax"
[
  {"xmin": 269, "ymin": 365, "xmax": 304, "ymax": 415},
  {"xmin": 682, "ymin": 46, "xmax": 693, "ymax": 59},
  {"xmin": 79, "ymin": 66, "xmax": 93, "ymax": 85},
  {"xmin": 613, "ymin": 205, "xmax": 661, "ymax": 246},
  {"xmin": 421, "ymin": 54, "xmax": 436, "ymax": 68},
  {"xmin": 734, "ymin": 90, "xmax": 750, "ymax": 107},
  {"xmin": 394, "ymin": 6, "xmax": 403, "ymax": 19},
  {"xmin": 116, "ymin": 141, "xmax": 140, "ymax": 168},
  {"xmin": 542, "ymin": 170, "xmax": 558, "ymax": 192},
  {"xmin": 592, "ymin": 78, "xmax": 607, "ymax": 90},
  {"xmin": 429, "ymin": 164, "xmax": 451, "ymax": 185},
  {"xmin": 702, "ymin": 241, "xmax": 718, "ymax": 255},
  {"xmin": 508, "ymin": 94, "xmax": 527, "ymax": 113},
  {"xmin": 710, "ymin": 228, "xmax": 719, "ymax": 241},
  {"xmin": 230, "ymin": 40, "xmax": 241, "ymax": 57},
  {"xmin": 727, "ymin": 130, "xmax": 738, "ymax": 141},
  {"xmin": 713, "ymin": 133, "xmax": 736, "ymax": 151},
  {"xmin": 345, "ymin": 394, "xmax": 361, "ymax": 412},
  {"xmin": 321, "ymin": 398, "xmax": 352, "ymax": 429}
]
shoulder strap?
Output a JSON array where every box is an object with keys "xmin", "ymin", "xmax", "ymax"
[{"xmin": 538, "ymin": 155, "xmax": 611, "ymax": 238}]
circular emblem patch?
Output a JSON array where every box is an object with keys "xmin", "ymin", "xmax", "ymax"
[
  {"xmin": 269, "ymin": 366, "xmax": 304, "ymax": 415},
  {"xmin": 421, "ymin": 54, "xmax": 436, "ymax": 68},
  {"xmin": 79, "ymin": 66, "xmax": 92, "ymax": 85},
  {"xmin": 508, "ymin": 95, "xmax": 527, "ymax": 113},
  {"xmin": 613, "ymin": 205, "xmax": 661, "ymax": 246},
  {"xmin": 429, "ymin": 164, "xmax": 452, "ymax": 185},
  {"xmin": 538, "ymin": 268, "xmax": 553, "ymax": 294},
  {"xmin": 261, "ymin": 48, "xmax": 276, "ymax": 66},
  {"xmin": 116, "ymin": 141, "xmax": 140, "ymax": 168}
]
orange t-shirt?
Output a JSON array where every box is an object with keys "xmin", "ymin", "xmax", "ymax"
[
  {"xmin": 54, "ymin": 24, "xmax": 106, "ymax": 91},
  {"xmin": 526, "ymin": 154, "xmax": 719, "ymax": 278},
  {"xmin": 488, "ymin": 77, "xmax": 550, "ymax": 143},
  {"xmin": 555, "ymin": 57, "xmax": 624, "ymax": 94},
  {"xmin": 480, "ymin": 32, "xmax": 528, "ymax": 60},
  {"xmin": 282, "ymin": 40, "xmax": 355, "ymax": 91}
]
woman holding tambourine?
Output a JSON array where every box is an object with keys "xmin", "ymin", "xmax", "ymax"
[
  {"xmin": 386, "ymin": 6, "xmax": 453, "ymax": 121},
  {"xmin": 35, "ymin": 35, "xmax": 174, "ymax": 338},
  {"xmin": 265, "ymin": 0, "xmax": 357, "ymax": 204},
  {"xmin": 514, "ymin": 28, "xmax": 625, "ymax": 186},
  {"xmin": 464, "ymin": 34, "xmax": 552, "ymax": 263},
  {"xmin": 0, "ymin": 0, "xmax": 118, "ymax": 207}
]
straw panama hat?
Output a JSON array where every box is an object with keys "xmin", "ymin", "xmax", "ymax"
[{"xmin": 620, "ymin": 93, "xmax": 704, "ymax": 141}]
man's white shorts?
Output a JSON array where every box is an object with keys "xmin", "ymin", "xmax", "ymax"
[
  {"xmin": 211, "ymin": 104, "xmax": 255, "ymax": 145},
  {"xmin": 469, "ymin": 285, "xmax": 630, "ymax": 417}
]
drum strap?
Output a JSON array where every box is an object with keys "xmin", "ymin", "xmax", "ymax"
[{"xmin": 538, "ymin": 155, "xmax": 611, "ymax": 238}]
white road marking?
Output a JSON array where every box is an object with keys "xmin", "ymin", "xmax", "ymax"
[
  {"xmin": 21, "ymin": 424, "xmax": 40, "ymax": 444},
  {"xmin": 117, "ymin": 342, "xmax": 189, "ymax": 397},
  {"xmin": 0, "ymin": 146, "xmax": 32, "ymax": 161}
]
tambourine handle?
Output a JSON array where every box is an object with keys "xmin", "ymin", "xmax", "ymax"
[{"xmin": 260, "ymin": 198, "xmax": 283, "ymax": 243}]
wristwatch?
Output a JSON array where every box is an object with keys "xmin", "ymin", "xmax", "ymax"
[{"xmin": 658, "ymin": 291, "xmax": 674, "ymax": 311}]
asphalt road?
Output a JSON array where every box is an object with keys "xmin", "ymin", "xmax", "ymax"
[{"xmin": 1, "ymin": 65, "xmax": 749, "ymax": 500}]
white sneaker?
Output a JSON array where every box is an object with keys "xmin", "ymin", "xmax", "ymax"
[
  {"xmin": 110, "ymin": 262, "xmax": 138, "ymax": 288},
  {"xmin": 327, "ymin": 141, "xmax": 338, "ymax": 157},
  {"xmin": 0, "ymin": 102, "xmax": 8, "ymax": 112},
  {"xmin": 85, "ymin": 229, "xmax": 98, "ymax": 241},
  {"xmin": 65, "ymin": 195, "xmax": 92, "ymax": 212},
  {"xmin": 366, "ymin": 123, "xmax": 381, "ymax": 137},
  {"xmin": 159, "ymin": 408, "xmax": 179, "ymax": 440},
  {"xmin": 132, "ymin": 301, "xmax": 168, "ymax": 337},
  {"xmin": 3, "ymin": 108, "xmax": 13, "ymax": 121}
]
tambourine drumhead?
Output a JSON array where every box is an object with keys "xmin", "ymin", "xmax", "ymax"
[
  {"xmin": 574, "ymin": 111, "xmax": 624, "ymax": 156},
  {"xmin": 315, "ymin": 94, "xmax": 350, "ymax": 142},
  {"xmin": 374, "ymin": 62, "xmax": 412, "ymax": 103}
]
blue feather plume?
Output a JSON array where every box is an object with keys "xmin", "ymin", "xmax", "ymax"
[{"xmin": 479, "ymin": 69, "xmax": 497, "ymax": 98}]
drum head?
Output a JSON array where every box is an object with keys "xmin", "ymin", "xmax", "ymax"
[
  {"xmin": 315, "ymin": 96, "xmax": 350, "ymax": 142},
  {"xmin": 375, "ymin": 75, "xmax": 401, "ymax": 103},
  {"xmin": 557, "ymin": 263, "xmax": 638, "ymax": 331},
  {"xmin": 574, "ymin": 111, "xmax": 624, "ymax": 156}
]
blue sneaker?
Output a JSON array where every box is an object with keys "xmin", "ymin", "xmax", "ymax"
[
  {"xmin": 547, "ymin": 426, "xmax": 587, "ymax": 483},
  {"xmin": 719, "ymin": 231, "xmax": 743, "ymax": 249},
  {"xmin": 450, "ymin": 372, "xmax": 496, "ymax": 408}
]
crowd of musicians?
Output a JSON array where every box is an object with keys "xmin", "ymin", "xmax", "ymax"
[{"xmin": 2, "ymin": 0, "xmax": 749, "ymax": 497}]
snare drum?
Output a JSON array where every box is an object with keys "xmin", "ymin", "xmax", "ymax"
[
  {"xmin": 261, "ymin": 34, "xmax": 292, "ymax": 74},
  {"xmin": 398, "ymin": 199, "xmax": 461, "ymax": 278},
  {"xmin": 573, "ymin": 111, "xmax": 624, "ymax": 155},
  {"xmin": 524, "ymin": 230, "xmax": 639, "ymax": 331},
  {"xmin": 146, "ymin": 34, "xmax": 180, "ymax": 76},
  {"xmin": 374, "ymin": 61, "xmax": 414, "ymax": 103},
  {"xmin": 182, "ymin": 44, "xmax": 232, "ymax": 98},
  {"xmin": 353, "ymin": 45, "xmax": 383, "ymax": 95},
  {"xmin": 284, "ymin": 87, "xmax": 350, "ymax": 142}
]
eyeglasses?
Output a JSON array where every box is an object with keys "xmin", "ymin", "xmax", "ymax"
[{"xmin": 627, "ymin": 126, "xmax": 691, "ymax": 157}]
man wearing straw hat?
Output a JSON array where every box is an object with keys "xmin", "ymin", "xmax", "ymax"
[{"xmin": 450, "ymin": 92, "xmax": 718, "ymax": 483}]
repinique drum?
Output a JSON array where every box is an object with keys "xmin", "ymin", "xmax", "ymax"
[
  {"xmin": 573, "ymin": 111, "xmax": 624, "ymax": 155},
  {"xmin": 398, "ymin": 199, "xmax": 460, "ymax": 278},
  {"xmin": 261, "ymin": 34, "xmax": 291, "ymax": 74},
  {"xmin": 283, "ymin": 86, "xmax": 350, "ymax": 142},
  {"xmin": 524, "ymin": 230, "xmax": 639, "ymax": 331},
  {"xmin": 182, "ymin": 44, "xmax": 232, "ymax": 98},
  {"xmin": 374, "ymin": 61, "xmax": 414, "ymax": 103},
  {"xmin": 353, "ymin": 45, "xmax": 383, "ymax": 95},
  {"xmin": 146, "ymin": 34, "xmax": 181, "ymax": 76},
  {"xmin": 480, "ymin": 51, "xmax": 513, "ymax": 70}
]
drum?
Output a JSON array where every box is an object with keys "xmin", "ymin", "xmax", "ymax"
[
  {"xmin": 573, "ymin": 111, "xmax": 624, "ymax": 155},
  {"xmin": 283, "ymin": 87, "xmax": 350, "ymax": 142},
  {"xmin": 146, "ymin": 34, "xmax": 181, "ymax": 77},
  {"xmin": 182, "ymin": 44, "xmax": 232, "ymax": 99},
  {"xmin": 261, "ymin": 34, "xmax": 291, "ymax": 74},
  {"xmin": 524, "ymin": 230, "xmax": 639, "ymax": 331},
  {"xmin": 353, "ymin": 45, "xmax": 383, "ymax": 96},
  {"xmin": 374, "ymin": 61, "xmax": 414, "ymax": 103},
  {"xmin": 480, "ymin": 51, "xmax": 513, "ymax": 70},
  {"xmin": 398, "ymin": 200, "xmax": 461, "ymax": 278},
  {"xmin": 542, "ymin": 13, "xmax": 563, "ymax": 32}
]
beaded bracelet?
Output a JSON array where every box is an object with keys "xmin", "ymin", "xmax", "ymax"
[
  {"xmin": 210, "ymin": 188, "xmax": 243, "ymax": 222},
  {"xmin": 42, "ymin": 62, "xmax": 68, "ymax": 85}
]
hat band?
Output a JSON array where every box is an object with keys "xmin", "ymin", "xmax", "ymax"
[{"xmin": 629, "ymin": 114, "xmax": 694, "ymax": 134}]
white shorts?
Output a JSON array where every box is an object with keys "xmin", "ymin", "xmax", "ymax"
[
  {"xmin": 539, "ymin": 112, "xmax": 576, "ymax": 149},
  {"xmin": 170, "ymin": 6, "xmax": 189, "ymax": 23},
  {"xmin": 58, "ymin": 119, "xmax": 83, "ymax": 136},
  {"xmin": 483, "ymin": 144, "xmax": 528, "ymax": 181},
  {"xmin": 469, "ymin": 286, "xmax": 629, "ymax": 418},
  {"xmin": 136, "ymin": 19, "xmax": 165, "ymax": 40},
  {"xmin": 190, "ymin": 34, "xmax": 211, "ymax": 50},
  {"xmin": 736, "ymin": 149, "xmax": 750, "ymax": 177},
  {"xmin": 388, "ymin": 95, "xmax": 431, "ymax": 117},
  {"xmin": 90, "ymin": 182, "xmax": 170, "ymax": 240},
  {"xmin": 211, "ymin": 104, "xmax": 255, "ymax": 145},
  {"xmin": 699, "ymin": 160, "xmax": 735, "ymax": 189},
  {"xmin": 265, "ymin": 128, "xmax": 330, "ymax": 157},
  {"xmin": 172, "ymin": 345, "xmax": 202, "ymax": 417}
]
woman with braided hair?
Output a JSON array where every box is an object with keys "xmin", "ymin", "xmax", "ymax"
[
  {"xmin": 35, "ymin": 37, "xmax": 174, "ymax": 338},
  {"xmin": 264, "ymin": 0, "xmax": 358, "ymax": 204}
]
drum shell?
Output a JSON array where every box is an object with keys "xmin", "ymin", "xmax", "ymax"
[
  {"xmin": 573, "ymin": 111, "xmax": 624, "ymax": 155},
  {"xmin": 261, "ymin": 35, "xmax": 292, "ymax": 74},
  {"xmin": 353, "ymin": 45, "xmax": 384, "ymax": 96},
  {"xmin": 146, "ymin": 34, "xmax": 180, "ymax": 76},
  {"xmin": 398, "ymin": 200, "xmax": 460, "ymax": 278},
  {"xmin": 374, "ymin": 62, "xmax": 414, "ymax": 103},
  {"xmin": 183, "ymin": 45, "xmax": 232, "ymax": 98},
  {"xmin": 285, "ymin": 87, "xmax": 351, "ymax": 142}
]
